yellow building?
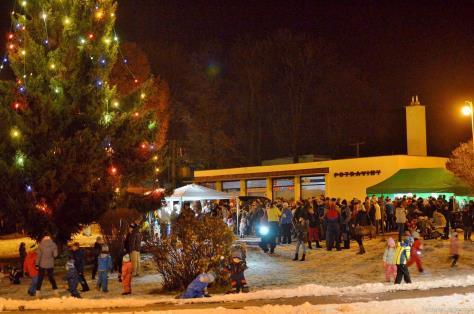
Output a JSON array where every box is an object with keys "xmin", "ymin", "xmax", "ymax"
[
  {"xmin": 193, "ymin": 96, "xmax": 451, "ymax": 201},
  {"xmin": 194, "ymin": 155, "xmax": 447, "ymax": 201}
]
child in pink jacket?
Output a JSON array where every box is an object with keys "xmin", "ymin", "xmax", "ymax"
[{"xmin": 383, "ymin": 237, "xmax": 397, "ymax": 282}]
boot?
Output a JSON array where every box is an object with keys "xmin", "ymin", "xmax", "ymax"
[
  {"xmin": 344, "ymin": 240, "xmax": 350, "ymax": 249},
  {"xmin": 292, "ymin": 253, "xmax": 298, "ymax": 261},
  {"xmin": 308, "ymin": 241, "xmax": 313, "ymax": 249},
  {"xmin": 357, "ymin": 244, "xmax": 365, "ymax": 255},
  {"xmin": 316, "ymin": 241, "xmax": 322, "ymax": 248},
  {"xmin": 300, "ymin": 254, "xmax": 306, "ymax": 261}
]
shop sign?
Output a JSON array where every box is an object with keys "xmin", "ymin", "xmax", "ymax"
[{"xmin": 334, "ymin": 170, "xmax": 381, "ymax": 177}]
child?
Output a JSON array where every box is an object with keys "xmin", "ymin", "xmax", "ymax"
[
  {"xmin": 395, "ymin": 237, "xmax": 412, "ymax": 284},
  {"xmin": 293, "ymin": 217, "xmax": 307, "ymax": 261},
  {"xmin": 239, "ymin": 213, "xmax": 247, "ymax": 238},
  {"xmin": 450, "ymin": 232, "xmax": 460, "ymax": 267},
  {"xmin": 181, "ymin": 272, "xmax": 215, "ymax": 299},
  {"xmin": 383, "ymin": 238, "xmax": 397, "ymax": 283},
  {"xmin": 407, "ymin": 231, "xmax": 424, "ymax": 273},
  {"xmin": 23, "ymin": 244, "xmax": 39, "ymax": 296},
  {"xmin": 19, "ymin": 242, "xmax": 26, "ymax": 277},
  {"xmin": 226, "ymin": 249, "xmax": 248, "ymax": 293},
  {"xmin": 97, "ymin": 245, "xmax": 112, "ymax": 292},
  {"xmin": 121, "ymin": 254, "xmax": 132, "ymax": 295},
  {"xmin": 64, "ymin": 259, "xmax": 81, "ymax": 298}
]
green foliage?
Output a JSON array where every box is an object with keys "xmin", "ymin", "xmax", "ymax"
[
  {"xmin": 0, "ymin": 1, "xmax": 158, "ymax": 242},
  {"xmin": 150, "ymin": 212, "xmax": 235, "ymax": 291},
  {"xmin": 446, "ymin": 140, "xmax": 474, "ymax": 191}
]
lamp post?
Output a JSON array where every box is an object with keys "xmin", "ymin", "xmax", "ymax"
[{"xmin": 462, "ymin": 101, "xmax": 474, "ymax": 152}]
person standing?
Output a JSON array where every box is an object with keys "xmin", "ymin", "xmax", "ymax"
[
  {"xmin": 121, "ymin": 254, "xmax": 133, "ymax": 295},
  {"xmin": 35, "ymin": 235, "xmax": 58, "ymax": 297},
  {"xmin": 394, "ymin": 238, "xmax": 412, "ymax": 284},
  {"xmin": 407, "ymin": 232, "xmax": 424, "ymax": 273},
  {"xmin": 91, "ymin": 236, "xmax": 103, "ymax": 280},
  {"xmin": 97, "ymin": 245, "xmax": 113, "ymax": 292},
  {"xmin": 324, "ymin": 203, "xmax": 341, "ymax": 251},
  {"xmin": 354, "ymin": 201, "xmax": 370, "ymax": 254},
  {"xmin": 374, "ymin": 199, "xmax": 383, "ymax": 235},
  {"xmin": 23, "ymin": 245, "xmax": 39, "ymax": 296},
  {"xmin": 307, "ymin": 206, "xmax": 322, "ymax": 249},
  {"xmin": 280, "ymin": 203, "xmax": 293, "ymax": 244},
  {"xmin": 385, "ymin": 198, "xmax": 395, "ymax": 231},
  {"xmin": 128, "ymin": 223, "xmax": 142, "ymax": 276},
  {"xmin": 71, "ymin": 242, "xmax": 89, "ymax": 292},
  {"xmin": 19, "ymin": 242, "xmax": 26, "ymax": 277},
  {"xmin": 293, "ymin": 217, "xmax": 307, "ymax": 261},
  {"xmin": 462, "ymin": 206, "xmax": 473, "ymax": 241},
  {"xmin": 340, "ymin": 200, "xmax": 351, "ymax": 249},
  {"xmin": 395, "ymin": 201, "xmax": 407, "ymax": 242},
  {"xmin": 266, "ymin": 203, "xmax": 281, "ymax": 254}
]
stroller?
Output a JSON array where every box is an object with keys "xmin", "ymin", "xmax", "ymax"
[{"xmin": 417, "ymin": 217, "xmax": 443, "ymax": 240}]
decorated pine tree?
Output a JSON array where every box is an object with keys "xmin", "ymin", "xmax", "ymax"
[{"xmin": 0, "ymin": 0, "xmax": 162, "ymax": 244}]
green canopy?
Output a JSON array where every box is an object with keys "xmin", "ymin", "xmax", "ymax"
[{"xmin": 366, "ymin": 168, "xmax": 472, "ymax": 195}]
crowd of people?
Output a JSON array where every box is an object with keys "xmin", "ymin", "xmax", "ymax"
[{"xmin": 232, "ymin": 195, "xmax": 473, "ymax": 258}]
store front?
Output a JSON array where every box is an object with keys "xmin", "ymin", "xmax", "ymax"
[{"xmin": 246, "ymin": 179, "xmax": 267, "ymax": 197}]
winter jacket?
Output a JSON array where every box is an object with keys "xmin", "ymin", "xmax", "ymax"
[
  {"xmin": 355, "ymin": 210, "xmax": 370, "ymax": 226},
  {"xmin": 433, "ymin": 211, "xmax": 447, "ymax": 228},
  {"xmin": 395, "ymin": 242, "xmax": 411, "ymax": 265},
  {"xmin": 128, "ymin": 230, "xmax": 142, "ymax": 252},
  {"xmin": 385, "ymin": 203, "xmax": 395, "ymax": 215},
  {"xmin": 23, "ymin": 251, "xmax": 38, "ymax": 277},
  {"xmin": 36, "ymin": 237, "xmax": 58, "ymax": 269},
  {"xmin": 280, "ymin": 208, "xmax": 293, "ymax": 225},
  {"xmin": 341, "ymin": 206, "xmax": 351, "ymax": 225},
  {"xmin": 307, "ymin": 212, "xmax": 321, "ymax": 228},
  {"xmin": 450, "ymin": 237, "xmax": 460, "ymax": 255},
  {"xmin": 383, "ymin": 247, "xmax": 396, "ymax": 265},
  {"xmin": 462, "ymin": 211, "xmax": 473, "ymax": 227},
  {"xmin": 324, "ymin": 208, "xmax": 340, "ymax": 225},
  {"xmin": 181, "ymin": 274, "xmax": 211, "ymax": 298},
  {"xmin": 97, "ymin": 253, "xmax": 113, "ymax": 272},
  {"xmin": 395, "ymin": 207, "xmax": 407, "ymax": 224},
  {"xmin": 71, "ymin": 249, "xmax": 85, "ymax": 273},
  {"xmin": 295, "ymin": 221, "xmax": 308, "ymax": 241},
  {"xmin": 374, "ymin": 203, "xmax": 382, "ymax": 220},
  {"xmin": 266, "ymin": 206, "xmax": 281, "ymax": 222}
]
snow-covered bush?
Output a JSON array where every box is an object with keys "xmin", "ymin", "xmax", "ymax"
[{"xmin": 150, "ymin": 211, "xmax": 235, "ymax": 291}]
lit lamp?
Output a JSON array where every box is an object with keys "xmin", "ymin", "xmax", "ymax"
[{"xmin": 462, "ymin": 101, "xmax": 474, "ymax": 152}]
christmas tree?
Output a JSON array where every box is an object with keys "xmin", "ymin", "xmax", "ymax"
[{"xmin": 0, "ymin": 0, "xmax": 161, "ymax": 244}]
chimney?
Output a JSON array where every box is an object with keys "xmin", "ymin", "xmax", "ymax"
[{"xmin": 405, "ymin": 95, "xmax": 427, "ymax": 156}]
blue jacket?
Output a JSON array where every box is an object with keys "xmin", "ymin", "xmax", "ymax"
[
  {"xmin": 181, "ymin": 274, "xmax": 210, "ymax": 298},
  {"xmin": 280, "ymin": 208, "xmax": 293, "ymax": 225},
  {"xmin": 97, "ymin": 253, "xmax": 113, "ymax": 272}
]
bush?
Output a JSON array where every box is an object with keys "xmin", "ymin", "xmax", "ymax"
[{"xmin": 150, "ymin": 212, "xmax": 235, "ymax": 291}]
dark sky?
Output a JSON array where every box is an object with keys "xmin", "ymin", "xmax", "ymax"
[{"xmin": 1, "ymin": 1, "xmax": 474, "ymax": 157}]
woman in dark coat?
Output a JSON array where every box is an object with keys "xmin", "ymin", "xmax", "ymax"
[{"xmin": 354, "ymin": 201, "xmax": 370, "ymax": 254}]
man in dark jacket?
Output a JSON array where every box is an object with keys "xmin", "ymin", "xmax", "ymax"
[
  {"xmin": 71, "ymin": 242, "xmax": 89, "ymax": 292},
  {"xmin": 340, "ymin": 200, "xmax": 352, "ymax": 249},
  {"xmin": 128, "ymin": 223, "xmax": 142, "ymax": 276},
  {"xmin": 91, "ymin": 236, "xmax": 103, "ymax": 280}
]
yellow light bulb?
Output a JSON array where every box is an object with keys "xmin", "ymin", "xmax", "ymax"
[
  {"xmin": 21, "ymin": 1, "xmax": 27, "ymax": 7},
  {"xmin": 112, "ymin": 100, "xmax": 119, "ymax": 108},
  {"xmin": 50, "ymin": 63, "xmax": 56, "ymax": 70},
  {"xmin": 63, "ymin": 17, "xmax": 71, "ymax": 25},
  {"xmin": 152, "ymin": 155, "xmax": 158, "ymax": 161},
  {"xmin": 10, "ymin": 128, "xmax": 20, "ymax": 138},
  {"xmin": 20, "ymin": 50, "xmax": 26, "ymax": 56},
  {"xmin": 41, "ymin": 12, "xmax": 47, "ymax": 20},
  {"xmin": 95, "ymin": 10, "xmax": 104, "ymax": 19},
  {"xmin": 103, "ymin": 37, "xmax": 111, "ymax": 45},
  {"xmin": 140, "ymin": 93, "xmax": 146, "ymax": 99}
]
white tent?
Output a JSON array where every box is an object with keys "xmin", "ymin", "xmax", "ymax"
[
  {"xmin": 164, "ymin": 184, "xmax": 241, "ymax": 235},
  {"xmin": 165, "ymin": 184, "xmax": 233, "ymax": 201}
]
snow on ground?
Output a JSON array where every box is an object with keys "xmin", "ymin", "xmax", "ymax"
[{"xmin": 75, "ymin": 293, "xmax": 474, "ymax": 314}]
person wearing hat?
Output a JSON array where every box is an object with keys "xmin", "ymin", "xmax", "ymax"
[
  {"xmin": 71, "ymin": 242, "xmax": 89, "ymax": 292},
  {"xmin": 340, "ymin": 200, "xmax": 351, "ymax": 249},
  {"xmin": 64, "ymin": 259, "xmax": 81, "ymax": 298},
  {"xmin": 121, "ymin": 254, "xmax": 133, "ymax": 295},
  {"xmin": 127, "ymin": 223, "xmax": 142, "ymax": 276},
  {"xmin": 394, "ymin": 237, "xmax": 412, "ymax": 284},
  {"xmin": 226, "ymin": 251, "xmax": 249, "ymax": 293},
  {"xmin": 181, "ymin": 271, "xmax": 215, "ymax": 298},
  {"xmin": 91, "ymin": 236, "xmax": 104, "ymax": 280},
  {"xmin": 23, "ymin": 244, "xmax": 39, "ymax": 296},
  {"xmin": 35, "ymin": 234, "xmax": 59, "ymax": 297},
  {"xmin": 407, "ymin": 231, "xmax": 424, "ymax": 273},
  {"xmin": 97, "ymin": 245, "xmax": 112, "ymax": 292}
]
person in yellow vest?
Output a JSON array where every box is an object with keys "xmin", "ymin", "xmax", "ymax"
[
  {"xmin": 394, "ymin": 237, "xmax": 413, "ymax": 284},
  {"xmin": 265, "ymin": 202, "xmax": 281, "ymax": 254}
]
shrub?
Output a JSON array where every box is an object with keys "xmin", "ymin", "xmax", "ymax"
[{"xmin": 150, "ymin": 212, "xmax": 235, "ymax": 291}]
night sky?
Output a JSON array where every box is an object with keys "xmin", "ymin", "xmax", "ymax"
[{"xmin": 1, "ymin": 0, "xmax": 474, "ymax": 157}]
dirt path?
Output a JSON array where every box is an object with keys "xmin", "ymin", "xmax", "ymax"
[{"xmin": 7, "ymin": 285, "xmax": 474, "ymax": 313}]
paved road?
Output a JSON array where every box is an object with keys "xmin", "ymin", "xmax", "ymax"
[{"xmin": 8, "ymin": 285, "xmax": 474, "ymax": 313}]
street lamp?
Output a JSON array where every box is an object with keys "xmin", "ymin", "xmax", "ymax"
[{"xmin": 462, "ymin": 101, "xmax": 474, "ymax": 152}]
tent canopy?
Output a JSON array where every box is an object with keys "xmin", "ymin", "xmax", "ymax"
[
  {"xmin": 366, "ymin": 168, "xmax": 472, "ymax": 196},
  {"xmin": 165, "ymin": 184, "xmax": 233, "ymax": 201}
]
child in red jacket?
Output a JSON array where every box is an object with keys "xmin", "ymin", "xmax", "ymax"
[
  {"xmin": 23, "ymin": 245, "xmax": 39, "ymax": 296},
  {"xmin": 407, "ymin": 231, "xmax": 424, "ymax": 273},
  {"xmin": 121, "ymin": 254, "xmax": 133, "ymax": 295}
]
